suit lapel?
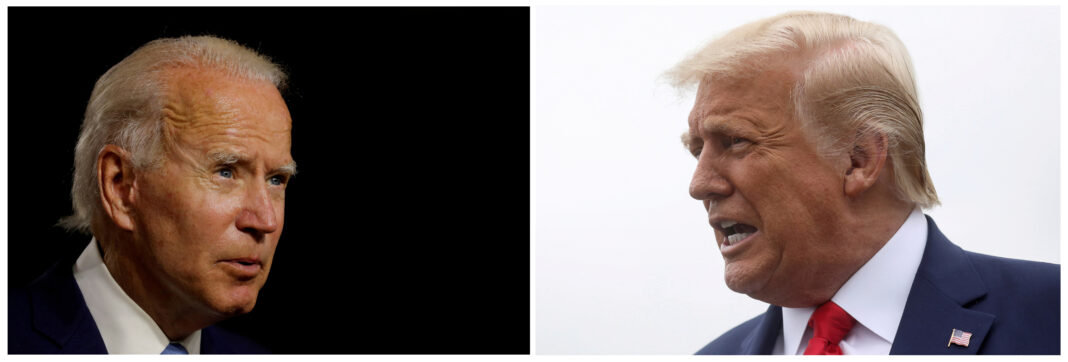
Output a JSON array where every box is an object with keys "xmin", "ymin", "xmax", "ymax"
[
  {"xmin": 890, "ymin": 216, "xmax": 994, "ymax": 355},
  {"xmin": 27, "ymin": 258, "xmax": 108, "ymax": 353},
  {"xmin": 740, "ymin": 305, "xmax": 782, "ymax": 354}
]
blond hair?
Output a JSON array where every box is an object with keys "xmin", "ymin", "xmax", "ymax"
[
  {"xmin": 60, "ymin": 35, "xmax": 288, "ymax": 233},
  {"xmin": 666, "ymin": 11, "xmax": 939, "ymax": 209}
]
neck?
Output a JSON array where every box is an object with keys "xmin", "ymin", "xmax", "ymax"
[
  {"xmin": 808, "ymin": 190, "xmax": 915, "ymax": 304},
  {"xmin": 97, "ymin": 231, "xmax": 222, "ymax": 340},
  {"xmin": 844, "ymin": 182, "xmax": 917, "ymax": 267},
  {"xmin": 764, "ymin": 191, "xmax": 914, "ymax": 308}
]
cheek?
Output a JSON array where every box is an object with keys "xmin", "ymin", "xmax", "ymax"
[
  {"xmin": 178, "ymin": 192, "xmax": 235, "ymax": 229},
  {"xmin": 155, "ymin": 193, "xmax": 244, "ymax": 266},
  {"xmin": 761, "ymin": 166, "xmax": 846, "ymax": 261},
  {"xmin": 137, "ymin": 187, "xmax": 185, "ymax": 237},
  {"xmin": 734, "ymin": 159, "xmax": 817, "ymax": 240},
  {"xmin": 271, "ymin": 195, "xmax": 286, "ymax": 232},
  {"xmin": 729, "ymin": 158, "xmax": 785, "ymax": 212}
]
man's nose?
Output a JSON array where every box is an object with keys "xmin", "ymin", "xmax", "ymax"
[
  {"xmin": 689, "ymin": 158, "xmax": 733, "ymax": 201},
  {"xmin": 235, "ymin": 181, "xmax": 279, "ymax": 239}
]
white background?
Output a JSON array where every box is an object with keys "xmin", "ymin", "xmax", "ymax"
[{"xmin": 534, "ymin": 6, "xmax": 1059, "ymax": 354}]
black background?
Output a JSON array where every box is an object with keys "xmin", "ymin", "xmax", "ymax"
[{"xmin": 8, "ymin": 7, "xmax": 529, "ymax": 354}]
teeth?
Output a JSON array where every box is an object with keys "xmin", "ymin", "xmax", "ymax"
[
  {"xmin": 725, "ymin": 232, "xmax": 752, "ymax": 246},
  {"xmin": 719, "ymin": 220, "xmax": 737, "ymax": 229}
]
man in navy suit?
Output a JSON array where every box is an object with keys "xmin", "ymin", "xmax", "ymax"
[
  {"xmin": 665, "ymin": 11, "xmax": 1059, "ymax": 355},
  {"xmin": 9, "ymin": 35, "xmax": 295, "ymax": 354}
]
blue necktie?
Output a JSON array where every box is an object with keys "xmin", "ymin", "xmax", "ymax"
[{"xmin": 161, "ymin": 342, "xmax": 188, "ymax": 355}]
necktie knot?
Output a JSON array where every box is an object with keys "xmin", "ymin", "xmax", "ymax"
[
  {"xmin": 804, "ymin": 301, "xmax": 856, "ymax": 355},
  {"xmin": 161, "ymin": 342, "xmax": 189, "ymax": 355}
]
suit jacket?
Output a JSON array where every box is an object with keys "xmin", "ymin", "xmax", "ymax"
[
  {"xmin": 696, "ymin": 216, "xmax": 1060, "ymax": 355},
  {"xmin": 9, "ymin": 253, "xmax": 270, "ymax": 354}
]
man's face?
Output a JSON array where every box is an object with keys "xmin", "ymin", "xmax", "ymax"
[
  {"xmin": 128, "ymin": 68, "xmax": 294, "ymax": 317},
  {"xmin": 684, "ymin": 63, "xmax": 854, "ymax": 306}
]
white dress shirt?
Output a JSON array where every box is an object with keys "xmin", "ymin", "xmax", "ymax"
[
  {"xmin": 773, "ymin": 208, "xmax": 927, "ymax": 355},
  {"xmin": 72, "ymin": 238, "xmax": 201, "ymax": 354}
]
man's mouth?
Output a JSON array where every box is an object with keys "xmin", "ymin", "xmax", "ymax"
[
  {"xmin": 226, "ymin": 257, "xmax": 261, "ymax": 266},
  {"xmin": 220, "ymin": 258, "xmax": 262, "ymax": 279},
  {"xmin": 716, "ymin": 220, "xmax": 758, "ymax": 247}
]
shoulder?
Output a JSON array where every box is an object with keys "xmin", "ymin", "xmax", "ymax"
[
  {"xmin": 6, "ymin": 284, "xmax": 70, "ymax": 354},
  {"xmin": 924, "ymin": 216, "xmax": 1058, "ymax": 307},
  {"xmin": 8, "ymin": 256, "xmax": 105, "ymax": 354},
  {"xmin": 8, "ymin": 283, "xmax": 39, "ymax": 352},
  {"xmin": 963, "ymin": 250, "xmax": 1059, "ymax": 310},
  {"xmin": 202, "ymin": 326, "xmax": 270, "ymax": 354},
  {"xmin": 955, "ymin": 250, "xmax": 1059, "ymax": 353},
  {"xmin": 695, "ymin": 313, "xmax": 765, "ymax": 355},
  {"xmin": 965, "ymin": 250, "xmax": 1058, "ymax": 291}
]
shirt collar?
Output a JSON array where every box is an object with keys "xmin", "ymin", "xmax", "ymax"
[
  {"xmin": 72, "ymin": 238, "xmax": 201, "ymax": 354},
  {"xmin": 781, "ymin": 208, "xmax": 927, "ymax": 354}
]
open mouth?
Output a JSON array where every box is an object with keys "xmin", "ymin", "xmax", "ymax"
[{"xmin": 717, "ymin": 220, "xmax": 758, "ymax": 247}]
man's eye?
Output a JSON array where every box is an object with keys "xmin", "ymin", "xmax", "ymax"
[
  {"xmin": 268, "ymin": 175, "xmax": 286, "ymax": 186},
  {"xmin": 218, "ymin": 168, "xmax": 234, "ymax": 178},
  {"xmin": 723, "ymin": 136, "xmax": 750, "ymax": 148}
]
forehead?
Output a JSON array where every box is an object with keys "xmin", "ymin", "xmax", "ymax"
[
  {"xmin": 160, "ymin": 67, "xmax": 293, "ymax": 156},
  {"xmin": 688, "ymin": 65, "xmax": 798, "ymax": 130}
]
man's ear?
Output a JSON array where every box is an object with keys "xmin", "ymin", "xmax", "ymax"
[
  {"xmin": 843, "ymin": 130, "xmax": 889, "ymax": 198},
  {"xmin": 97, "ymin": 145, "xmax": 137, "ymax": 231}
]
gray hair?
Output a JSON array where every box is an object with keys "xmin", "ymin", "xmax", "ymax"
[
  {"xmin": 666, "ymin": 11, "xmax": 939, "ymax": 209},
  {"xmin": 59, "ymin": 35, "xmax": 288, "ymax": 234}
]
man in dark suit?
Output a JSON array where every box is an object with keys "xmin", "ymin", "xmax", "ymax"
[
  {"xmin": 9, "ymin": 35, "xmax": 295, "ymax": 354},
  {"xmin": 665, "ymin": 11, "xmax": 1059, "ymax": 355}
]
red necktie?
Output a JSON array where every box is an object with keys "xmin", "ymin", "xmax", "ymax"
[{"xmin": 803, "ymin": 301, "xmax": 856, "ymax": 355}]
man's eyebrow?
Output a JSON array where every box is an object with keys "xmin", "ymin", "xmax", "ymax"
[
  {"xmin": 273, "ymin": 162, "xmax": 298, "ymax": 177},
  {"xmin": 700, "ymin": 115, "xmax": 759, "ymax": 137},
  {"xmin": 209, "ymin": 151, "xmax": 242, "ymax": 165},
  {"xmin": 701, "ymin": 117, "xmax": 737, "ymax": 134},
  {"xmin": 209, "ymin": 151, "xmax": 298, "ymax": 177},
  {"xmin": 681, "ymin": 131, "xmax": 696, "ymax": 150}
]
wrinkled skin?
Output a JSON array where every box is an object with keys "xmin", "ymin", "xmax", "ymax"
[
  {"xmin": 100, "ymin": 67, "xmax": 294, "ymax": 339},
  {"xmin": 683, "ymin": 60, "xmax": 902, "ymax": 307}
]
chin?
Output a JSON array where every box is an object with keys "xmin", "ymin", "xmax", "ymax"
[
  {"xmin": 722, "ymin": 263, "xmax": 769, "ymax": 296},
  {"xmin": 208, "ymin": 286, "xmax": 261, "ymax": 316},
  {"xmin": 724, "ymin": 268, "xmax": 830, "ymax": 307},
  {"xmin": 216, "ymin": 299, "xmax": 257, "ymax": 316}
]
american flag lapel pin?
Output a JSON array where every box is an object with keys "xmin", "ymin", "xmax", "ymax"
[{"xmin": 947, "ymin": 328, "xmax": 972, "ymax": 348}]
